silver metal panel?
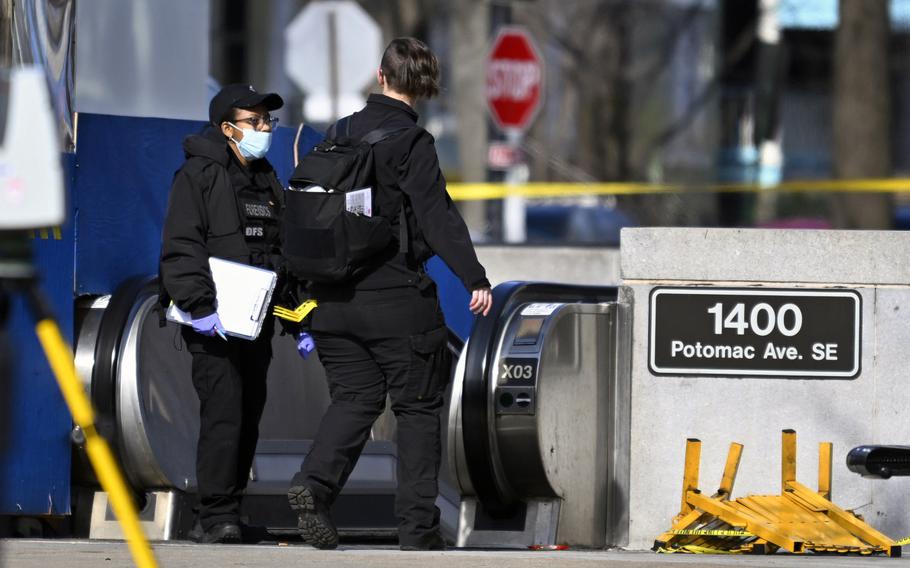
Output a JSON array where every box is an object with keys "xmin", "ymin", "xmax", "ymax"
[
  {"xmin": 74, "ymin": 0, "xmax": 209, "ymax": 120},
  {"xmin": 447, "ymin": 338, "xmax": 475, "ymax": 496},
  {"xmin": 606, "ymin": 290, "xmax": 633, "ymax": 547},
  {"xmin": 117, "ymin": 295, "xmax": 196, "ymax": 489},
  {"xmin": 536, "ymin": 304, "xmax": 613, "ymax": 547},
  {"xmin": 452, "ymin": 301, "xmax": 618, "ymax": 548},
  {"xmin": 89, "ymin": 490, "xmax": 185, "ymax": 541},
  {"xmin": 456, "ymin": 497, "xmax": 560, "ymax": 548},
  {"xmin": 74, "ymin": 296, "xmax": 108, "ymax": 391}
]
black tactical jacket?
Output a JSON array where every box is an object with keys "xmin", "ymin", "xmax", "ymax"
[{"xmin": 158, "ymin": 127, "xmax": 284, "ymax": 318}]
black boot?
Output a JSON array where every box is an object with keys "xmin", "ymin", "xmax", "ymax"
[
  {"xmin": 187, "ymin": 521, "xmax": 241, "ymax": 544},
  {"xmin": 400, "ymin": 532, "xmax": 446, "ymax": 551},
  {"xmin": 287, "ymin": 483, "xmax": 338, "ymax": 550}
]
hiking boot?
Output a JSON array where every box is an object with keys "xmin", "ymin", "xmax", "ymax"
[{"xmin": 287, "ymin": 484, "xmax": 338, "ymax": 549}]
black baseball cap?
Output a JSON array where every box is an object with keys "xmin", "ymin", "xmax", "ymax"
[{"xmin": 209, "ymin": 83, "xmax": 284, "ymax": 125}]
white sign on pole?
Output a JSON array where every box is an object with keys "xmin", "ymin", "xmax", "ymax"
[{"xmin": 284, "ymin": 1, "xmax": 381, "ymax": 123}]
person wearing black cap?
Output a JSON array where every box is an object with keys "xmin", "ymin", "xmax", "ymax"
[{"xmin": 158, "ymin": 83, "xmax": 289, "ymax": 543}]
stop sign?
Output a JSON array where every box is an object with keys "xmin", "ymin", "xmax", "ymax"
[{"xmin": 486, "ymin": 27, "xmax": 544, "ymax": 133}]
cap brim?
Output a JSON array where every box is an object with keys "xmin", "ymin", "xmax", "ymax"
[{"xmin": 234, "ymin": 92, "xmax": 284, "ymax": 112}]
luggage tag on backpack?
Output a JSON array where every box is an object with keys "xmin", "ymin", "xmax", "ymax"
[{"xmin": 345, "ymin": 187, "xmax": 372, "ymax": 217}]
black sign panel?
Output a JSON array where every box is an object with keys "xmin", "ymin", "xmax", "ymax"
[
  {"xmin": 499, "ymin": 358, "xmax": 539, "ymax": 386},
  {"xmin": 649, "ymin": 288, "xmax": 861, "ymax": 378}
]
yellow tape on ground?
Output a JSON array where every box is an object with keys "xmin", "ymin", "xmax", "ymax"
[
  {"xmin": 446, "ymin": 179, "xmax": 910, "ymax": 201},
  {"xmin": 35, "ymin": 319, "xmax": 160, "ymax": 568},
  {"xmin": 670, "ymin": 529, "xmax": 753, "ymax": 537},
  {"xmin": 657, "ymin": 544, "xmax": 743, "ymax": 554}
]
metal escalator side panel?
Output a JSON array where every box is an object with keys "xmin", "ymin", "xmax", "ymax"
[
  {"xmin": 461, "ymin": 282, "xmax": 525, "ymax": 512},
  {"xmin": 74, "ymin": 295, "xmax": 109, "ymax": 393},
  {"xmin": 460, "ymin": 281, "xmax": 620, "ymax": 513},
  {"xmin": 537, "ymin": 304, "xmax": 614, "ymax": 546},
  {"xmin": 447, "ymin": 338, "xmax": 475, "ymax": 496},
  {"xmin": 89, "ymin": 276, "xmax": 157, "ymax": 461},
  {"xmin": 116, "ymin": 289, "xmax": 197, "ymax": 490},
  {"xmin": 494, "ymin": 304, "xmax": 562, "ymax": 500},
  {"xmin": 72, "ymin": 295, "xmax": 110, "ymax": 485}
]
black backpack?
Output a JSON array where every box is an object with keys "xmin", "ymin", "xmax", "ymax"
[{"xmin": 282, "ymin": 116, "xmax": 408, "ymax": 283}]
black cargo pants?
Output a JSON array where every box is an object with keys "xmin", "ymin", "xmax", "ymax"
[
  {"xmin": 182, "ymin": 317, "xmax": 273, "ymax": 530},
  {"xmin": 293, "ymin": 284, "xmax": 450, "ymax": 547}
]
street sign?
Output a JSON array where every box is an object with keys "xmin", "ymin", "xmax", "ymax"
[
  {"xmin": 284, "ymin": 1, "xmax": 381, "ymax": 122},
  {"xmin": 487, "ymin": 142, "xmax": 520, "ymax": 169},
  {"xmin": 648, "ymin": 288, "xmax": 861, "ymax": 378},
  {"xmin": 486, "ymin": 26, "xmax": 543, "ymax": 133}
]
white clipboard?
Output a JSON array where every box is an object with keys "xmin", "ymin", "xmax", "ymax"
[{"xmin": 166, "ymin": 257, "xmax": 278, "ymax": 341}]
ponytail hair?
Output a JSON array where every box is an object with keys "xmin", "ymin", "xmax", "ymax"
[{"xmin": 379, "ymin": 37, "xmax": 440, "ymax": 100}]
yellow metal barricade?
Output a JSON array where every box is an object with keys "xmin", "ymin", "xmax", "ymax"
[{"xmin": 655, "ymin": 430, "xmax": 900, "ymax": 557}]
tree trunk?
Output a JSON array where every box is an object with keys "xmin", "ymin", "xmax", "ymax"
[
  {"xmin": 449, "ymin": 0, "xmax": 488, "ymax": 236},
  {"xmin": 0, "ymin": 0, "xmax": 11, "ymax": 67},
  {"xmin": 832, "ymin": 0, "xmax": 892, "ymax": 228}
]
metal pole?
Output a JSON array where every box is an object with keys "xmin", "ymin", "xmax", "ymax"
[
  {"xmin": 485, "ymin": 4, "xmax": 512, "ymax": 242},
  {"xmin": 502, "ymin": 129, "xmax": 528, "ymax": 243},
  {"xmin": 754, "ymin": 0, "xmax": 782, "ymax": 222}
]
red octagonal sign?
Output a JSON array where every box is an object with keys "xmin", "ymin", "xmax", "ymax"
[{"xmin": 486, "ymin": 27, "xmax": 543, "ymax": 133}]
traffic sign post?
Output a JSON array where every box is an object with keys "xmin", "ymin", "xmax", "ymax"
[
  {"xmin": 486, "ymin": 27, "xmax": 543, "ymax": 243},
  {"xmin": 284, "ymin": 1, "xmax": 381, "ymax": 124}
]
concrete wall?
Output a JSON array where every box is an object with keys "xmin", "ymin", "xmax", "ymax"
[
  {"xmin": 620, "ymin": 228, "xmax": 910, "ymax": 549},
  {"xmin": 476, "ymin": 246, "xmax": 621, "ymax": 286}
]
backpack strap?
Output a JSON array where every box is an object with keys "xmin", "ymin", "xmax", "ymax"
[
  {"xmin": 325, "ymin": 115, "xmax": 352, "ymax": 140},
  {"xmin": 361, "ymin": 126, "xmax": 410, "ymax": 146},
  {"xmin": 338, "ymin": 118, "xmax": 413, "ymax": 253},
  {"xmin": 399, "ymin": 207, "xmax": 408, "ymax": 254}
]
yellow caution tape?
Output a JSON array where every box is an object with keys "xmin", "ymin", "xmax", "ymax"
[
  {"xmin": 447, "ymin": 178, "xmax": 910, "ymax": 201},
  {"xmin": 657, "ymin": 544, "xmax": 743, "ymax": 554},
  {"xmin": 669, "ymin": 529, "xmax": 753, "ymax": 537},
  {"xmin": 28, "ymin": 227, "xmax": 63, "ymax": 240},
  {"xmin": 273, "ymin": 299, "xmax": 318, "ymax": 323}
]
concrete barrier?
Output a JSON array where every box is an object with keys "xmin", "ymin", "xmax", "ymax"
[
  {"xmin": 620, "ymin": 227, "xmax": 910, "ymax": 549},
  {"xmin": 476, "ymin": 246, "xmax": 621, "ymax": 286}
]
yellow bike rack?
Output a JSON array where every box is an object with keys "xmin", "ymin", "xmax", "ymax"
[{"xmin": 654, "ymin": 430, "xmax": 900, "ymax": 557}]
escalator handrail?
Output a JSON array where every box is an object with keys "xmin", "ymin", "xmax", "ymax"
[
  {"xmin": 91, "ymin": 275, "xmax": 157, "ymax": 448},
  {"xmin": 460, "ymin": 281, "xmax": 618, "ymax": 513}
]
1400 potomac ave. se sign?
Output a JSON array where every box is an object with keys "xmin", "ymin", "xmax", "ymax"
[{"xmin": 648, "ymin": 287, "xmax": 861, "ymax": 378}]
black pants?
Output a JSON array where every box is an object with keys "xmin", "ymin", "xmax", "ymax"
[
  {"xmin": 183, "ymin": 320, "xmax": 272, "ymax": 530},
  {"xmin": 294, "ymin": 284, "xmax": 450, "ymax": 546}
]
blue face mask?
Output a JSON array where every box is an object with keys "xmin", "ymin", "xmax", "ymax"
[{"xmin": 229, "ymin": 123, "xmax": 272, "ymax": 160}]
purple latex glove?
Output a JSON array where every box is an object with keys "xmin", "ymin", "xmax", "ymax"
[
  {"xmin": 192, "ymin": 313, "xmax": 226, "ymax": 339},
  {"xmin": 296, "ymin": 332, "xmax": 315, "ymax": 359}
]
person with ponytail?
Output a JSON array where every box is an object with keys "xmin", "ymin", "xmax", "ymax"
[{"xmin": 286, "ymin": 38, "xmax": 491, "ymax": 551}]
